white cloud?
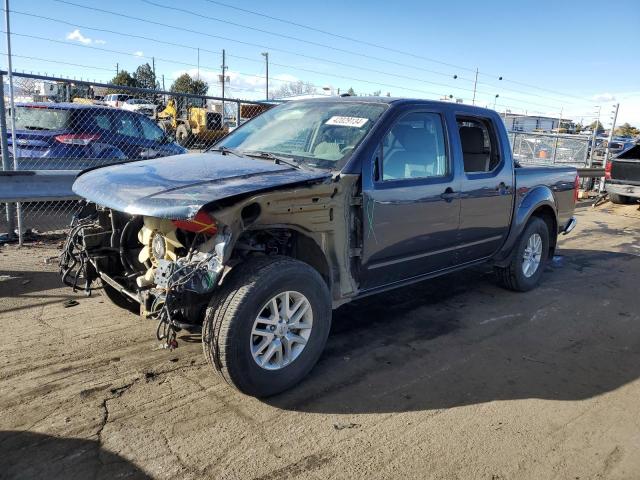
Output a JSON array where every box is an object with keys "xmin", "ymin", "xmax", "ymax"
[
  {"xmin": 133, "ymin": 51, "xmax": 144, "ymax": 57},
  {"xmin": 592, "ymin": 92, "xmax": 616, "ymax": 103},
  {"xmin": 66, "ymin": 29, "xmax": 105, "ymax": 45},
  {"xmin": 66, "ymin": 29, "xmax": 92, "ymax": 45}
]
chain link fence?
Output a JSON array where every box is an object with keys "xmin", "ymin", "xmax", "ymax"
[
  {"xmin": 507, "ymin": 131, "xmax": 590, "ymax": 168},
  {"xmin": 1, "ymin": 71, "xmax": 275, "ymax": 238}
]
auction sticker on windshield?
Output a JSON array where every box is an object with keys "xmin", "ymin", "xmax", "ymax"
[{"xmin": 325, "ymin": 116, "xmax": 369, "ymax": 128}]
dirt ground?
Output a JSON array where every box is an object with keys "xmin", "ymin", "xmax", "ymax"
[{"xmin": 1, "ymin": 202, "xmax": 639, "ymax": 480}]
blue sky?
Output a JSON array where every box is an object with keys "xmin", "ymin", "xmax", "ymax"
[{"xmin": 5, "ymin": 0, "xmax": 640, "ymax": 125}]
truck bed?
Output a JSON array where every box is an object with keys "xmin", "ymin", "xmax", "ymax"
[{"xmin": 515, "ymin": 165, "xmax": 577, "ymax": 229}]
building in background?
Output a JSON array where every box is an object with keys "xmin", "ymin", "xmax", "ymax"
[{"xmin": 502, "ymin": 113, "xmax": 576, "ymax": 133}]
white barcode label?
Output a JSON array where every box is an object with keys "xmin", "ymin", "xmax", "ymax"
[{"xmin": 325, "ymin": 116, "xmax": 369, "ymax": 128}]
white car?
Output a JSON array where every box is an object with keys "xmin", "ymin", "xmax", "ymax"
[
  {"xmin": 121, "ymin": 98, "xmax": 158, "ymax": 118},
  {"xmin": 103, "ymin": 93, "xmax": 133, "ymax": 108}
]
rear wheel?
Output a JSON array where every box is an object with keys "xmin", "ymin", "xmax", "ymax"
[
  {"xmin": 202, "ymin": 256, "xmax": 331, "ymax": 397},
  {"xmin": 609, "ymin": 193, "xmax": 635, "ymax": 205},
  {"xmin": 495, "ymin": 216, "xmax": 550, "ymax": 292}
]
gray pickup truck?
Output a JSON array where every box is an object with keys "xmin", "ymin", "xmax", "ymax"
[{"xmin": 59, "ymin": 97, "xmax": 577, "ymax": 396}]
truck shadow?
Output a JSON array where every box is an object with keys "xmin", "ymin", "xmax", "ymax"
[
  {"xmin": 0, "ymin": 431, "xmax": 152, "ymax": 480},
  {"xmin": 267, "ymin": 249, "xmax": 640, "ymax": 414}
]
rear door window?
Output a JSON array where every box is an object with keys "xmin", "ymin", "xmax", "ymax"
[
  {"xmin": 457, "ymin": 117, "xmax": 500, "ymax": 173},
  {"xmin": 10, "ymin": 107, "xmax": 71, "ymax": 131}
]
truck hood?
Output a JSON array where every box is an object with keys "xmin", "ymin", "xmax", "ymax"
[{"xmin": 72, "ymin": 152, "xmax": 331, "ymax": 219}]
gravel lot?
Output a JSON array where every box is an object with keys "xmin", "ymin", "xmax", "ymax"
[{"xmin": 1, "ymin": 202, "xmax": 639, "ymax": 480}]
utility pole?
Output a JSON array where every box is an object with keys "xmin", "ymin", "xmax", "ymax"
[
  {"xmin": 589, "ymin": 106, "xmax": 601, "ymax": 167},
  {"xmin": 261, "ymin": 52, "xmax": 269, "ymax": 100},
  {"xmin": 152, "ymin": 57, "xmax": 155, "ymax": 82},
  {"xmin": 472, "ymin": 67, "xmax": 478, "ymax": 105},
  {"xmin": 600, "ymin": 103, "xmax": 620, "ymax": 192},
  {"xmin": 4, "ymin": 0, "xmax": 22, "ymax": 245},
  {"xmin": 221, "ymin": 49, "xmax": 227, "ymax": 124},
  {"xmin": 197, "ymin": 48, "xmax": 200, "ymax": 80},
  {"xmin": 116, "ymin": 62, "xmax": 119, "ymax": 75}
]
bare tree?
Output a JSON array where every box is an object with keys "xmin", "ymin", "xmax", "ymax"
[
  {"xmin": 13, "ymin": 77, "xmax": 38, "ymax": 96},
  {"xmin": 270, "ymin": 80, "xmax": 317, "ymax": 99}
]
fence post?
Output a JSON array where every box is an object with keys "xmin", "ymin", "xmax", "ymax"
[
  {"xmin": 4, "ymin": 1, "xmax": 23, "ymax": 245},
  {"xmin": 0, "ymin": 73, "xmax": 16, "ymax": 239},
  {"xmin": 236, "ymin": 101, "xmax": 241, "ymax": 127}
]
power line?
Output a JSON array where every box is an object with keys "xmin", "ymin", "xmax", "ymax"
[
  {"xmin": 8, "ymin": 4, "xmax": 600, "ymax": 115},
  {"xmin": 7, "ymin": 31, "xmax": 202, "ymax": 70},
  {"xmin": 48, "ymin": 0, "xmax": 582, "ymax": 110},
  {"xmin": 198, "ymin": 0, "xmax": 595, "ymax": 103},
  {"xmin": 10, "ymin": 30, "xmax": 577, "ymax": 115},
  {"xmin": 3, "ymin": 53, "xmax": 114, "ymax": 72},
  {"xmin": 20, "ymin": 5, "xmax": 574, "ymax": 108},
  {"xmin": 141, "ymin": 0, "xmax": 585, "ymax": 109},
  {"xmin": 11, "ymin": 9, "xmax": 222, "ymax": 57},
  {"xmin": 14, "ymin": 5, "xmax": 576, "ymax": 109}
]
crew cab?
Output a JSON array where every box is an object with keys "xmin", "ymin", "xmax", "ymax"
[
  {"xmin": 605, "ymin": 144, "xmax": 640, "ymax": 204},
  {"xmin": 59, "ymin": 97, "xmax": 578, "ymax": 397}
]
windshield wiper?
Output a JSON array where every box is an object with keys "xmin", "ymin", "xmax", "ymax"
[
  {"xmin": 23, "ymin": 126, "xmax": 51, "ymax": 131},
  {"xmin": 244, "ymin": 151, "xmax": 301, "ymax": 170},
  {"xmin": 207, "ymin": 146, "xmax": 241, "ymax": 157}
]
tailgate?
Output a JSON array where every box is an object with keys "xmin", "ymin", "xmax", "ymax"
[{"xmin": 611, "ymin": 145, "xmax": 640, "ymax": 184}]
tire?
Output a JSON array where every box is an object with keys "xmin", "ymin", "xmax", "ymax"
[
  {"xmin": 495, "ymin": 216, "xmax": 550, "ymax": 292},
  {"xmin": 202, "ymin": 256, "xmax": 332, "ymax": 397},
  {"xmin": 99, "ymin": 280, "xmax": 139, "ymax": 314},
  {"xmin": 609, "ymin": 193, "xmax": 635, "ymax": 205},
  {"xmin": 175, "ymin": 124, "xmax": 192, "ymax": 148}
]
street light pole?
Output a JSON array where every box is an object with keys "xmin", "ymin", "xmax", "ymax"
[
  {"xmin": 493, "ymin": 94, "xmax": 499, "ymax": 110},
  {"xmin": 261, "ymin": 52, "xmax": 269, "ymax": 100}
]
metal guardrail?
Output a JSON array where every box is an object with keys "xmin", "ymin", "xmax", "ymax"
[
  {"xmin": 0, "ymin": 170, "xmax": 79, "ymax": 202},
  {"xmin": 0, "ymin": 166, "xmax": 606, "ymax": 204}
]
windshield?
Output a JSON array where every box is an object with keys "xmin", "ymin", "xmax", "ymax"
[
  {"xmin": 10, "ymin": 106, "xmax": 71, "ymax": 131},
  {"xmin": 217, "ymin": 100, "xmax": 387, "ymax": 169}
]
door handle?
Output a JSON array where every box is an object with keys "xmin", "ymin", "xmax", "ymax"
[{"xmin": 440, "ymin": 187, "xmax": 457, "ymax": 202}]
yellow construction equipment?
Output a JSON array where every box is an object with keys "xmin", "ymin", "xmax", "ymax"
[{"xmin": 157, "ymin": 99, "xmax": 228, "ymax": 148}]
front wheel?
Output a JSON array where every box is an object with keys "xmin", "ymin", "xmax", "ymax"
[
  {"xmin": 609, "ymin": 193, "xmax": 635, "ymax": 205},
  {"xmin": 495, "ymin": 216, "xmax": 550, "ymax": 292},
  {"xmin": 175, "ymin": 124, "xmax": 192, "ymax": 148},
  {"xmin": 202, "ymin": 256, "xmax": 332, "ymax": 397}
]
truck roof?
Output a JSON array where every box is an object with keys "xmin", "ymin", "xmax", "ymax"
[{"xmin": 293, "ymin": 95, "xmax": 498, "ymax": 115}]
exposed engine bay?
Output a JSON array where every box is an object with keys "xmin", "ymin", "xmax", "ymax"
[
  {"xmin": 59, "ymin": 203, "xmax": 230, "ymax": 349},
  {"xmin": 57, "ymin": 201, "xmax": 314, "ymax": 349}
]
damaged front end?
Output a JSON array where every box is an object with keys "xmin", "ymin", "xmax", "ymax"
[{"xmin": 59, "ymin": 202, "xmax": 229, "ymax": 348}]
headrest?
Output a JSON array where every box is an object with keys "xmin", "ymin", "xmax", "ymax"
[
  {"xmin": 393, "ymin": 125, "xmax": 435, "ymax": 153},
  {"xmin": 459, "ymin": 126, "xmax": 485, "ymax": 154}
]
